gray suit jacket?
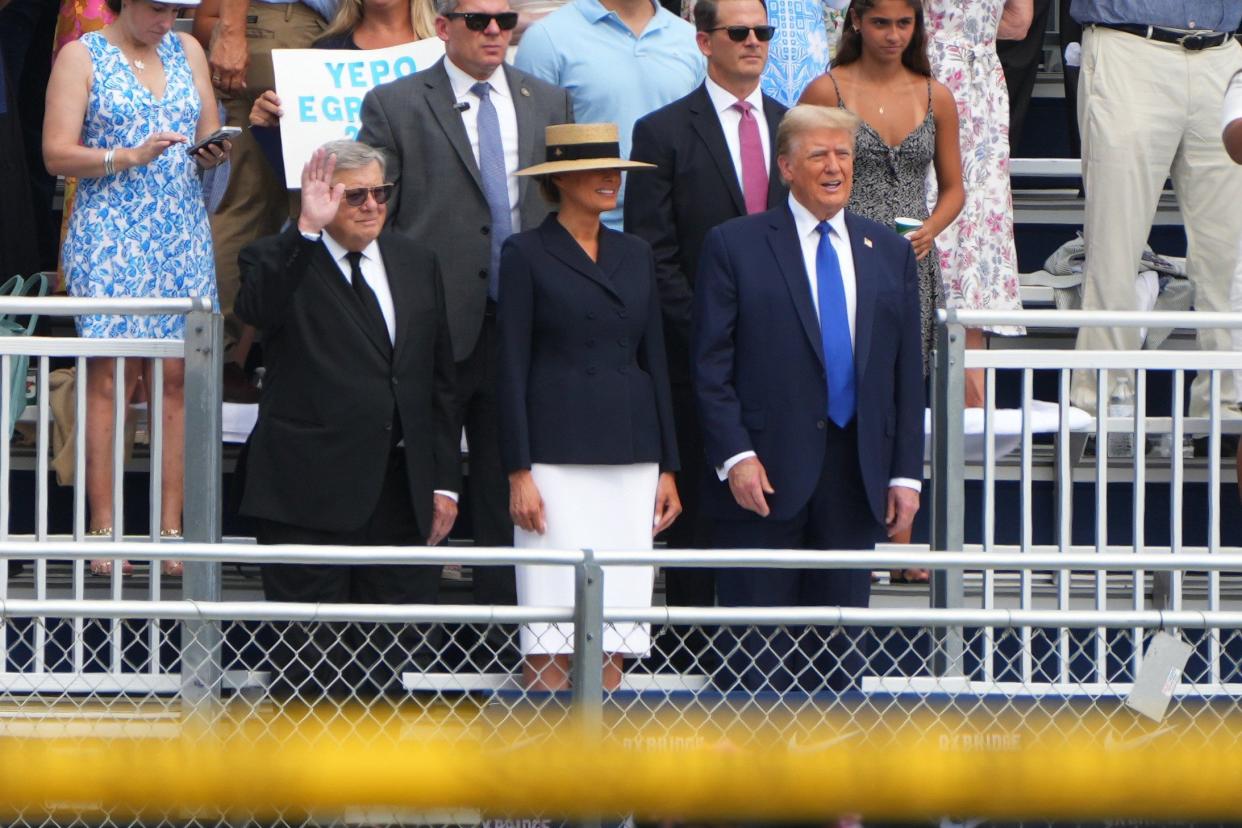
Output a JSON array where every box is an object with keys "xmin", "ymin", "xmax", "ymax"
[{"xmin": 358, "ymin": 58, "xmax": 574, "ymax": 361}]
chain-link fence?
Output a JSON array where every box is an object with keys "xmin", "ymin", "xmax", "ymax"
[{"xmin": 4, "ymin": 547, "xmax": 1242, "ymax": 825}]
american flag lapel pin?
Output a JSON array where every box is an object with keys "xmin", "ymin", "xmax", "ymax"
[{"xmin": 864, "ymin": 237, "xmax": 873, "ymax": 248}]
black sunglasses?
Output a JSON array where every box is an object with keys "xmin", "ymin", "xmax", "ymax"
[
  {"xmin": 342, "ymin": 184, "xmax": 394, "ymax": 207},
  {"xmin": 709, "ymin": 24, "xmax": 776, "ymax": 41},
  {"xmin": 445, "ymin": 11, "xmax": 519, "ymax": 31}
]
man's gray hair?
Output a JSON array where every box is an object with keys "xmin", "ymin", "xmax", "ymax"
[
  {"xmin": 434, "ymin": 0, "xmax": 459, "ymax": 16},
  {"xmin": 319, "ymin": 139, "xmax": 387, "ymax": 177},
  {"xmin": 775, "ymin": 105, "xmax": 860, "ymax": 158}
]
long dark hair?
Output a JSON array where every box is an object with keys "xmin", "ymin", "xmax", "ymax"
[{"xmin": 832, "ymin": 0, "xmax": 932, "ymax": 77}]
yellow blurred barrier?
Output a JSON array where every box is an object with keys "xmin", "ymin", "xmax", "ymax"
[{"xmin": 0, "ymin": 707, "xmax": 1240, "ymax": 822}]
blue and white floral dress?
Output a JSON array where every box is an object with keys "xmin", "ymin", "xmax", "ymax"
[{"xmin": 63, "ymin": 31, "xmax": 217, "ymax": 339}]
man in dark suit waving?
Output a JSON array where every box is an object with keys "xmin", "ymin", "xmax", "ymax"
[
  {"xmin": 694, "ymin": 105, "xmax": 924, "ymax": 694},
  {"xmin": 237, "ymin": 140, "xmax": 459, "ymax": 699},
  {"xmin": 624, "ymin": 0, "xmax": 786, "ymax": 654},
  {"xmin": 357, "ymin": 0, "xmax": 573, "ymax": 617}
]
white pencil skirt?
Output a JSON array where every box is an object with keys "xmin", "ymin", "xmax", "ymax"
[{"xmin": 514, "ymin": 462, "xmax": 658, "ymax": 656}]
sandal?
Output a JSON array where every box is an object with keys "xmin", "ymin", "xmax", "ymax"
[
  {"xmin": 159, "ymin": 529, "xmax": 184, "ymax": 577},
  {"xmin": 87, "ymin": 527, "xmax": 133, "ymax": 576},
  {"xmin": 890, "ymin": 568, "xmax": 930, "ymax": 584}
]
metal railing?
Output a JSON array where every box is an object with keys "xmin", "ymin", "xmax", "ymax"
[
  {"xmin": 930, "ymin": 308, "xmax": 1242, "ymax": 683},
  {"xmin": 0, "ymin": 297, "xmax": 222, "ymax": 705},
  {"xmin": 3, "ymin": 305, "xmax": 1242, "ymax": 823}
]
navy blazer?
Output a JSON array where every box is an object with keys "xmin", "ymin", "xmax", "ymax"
[
  {"xmin": 498, "ymin": 214, "xmax": 679, "ymax": 473},
  {"xmin": 692, "ymin": 205, "xmax": 924, "ymax": 524},
  {"xmin": 625, "ymin": 83, "xmax": 787, "ymax": 384}
]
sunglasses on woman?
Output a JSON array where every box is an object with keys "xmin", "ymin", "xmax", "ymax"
[
  {"xmin": 342, "ymin": 184, "xmax": 394, "ymax": 207},
  {"xmin": 445, "ymin": 11, "xmax": 520, "ymax": 31},
  {"xmin": 709, "ymin": 24, "xmax": 777, "ymax": 42}
]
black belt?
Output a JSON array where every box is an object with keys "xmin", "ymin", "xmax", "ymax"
[{"xmin": 1095, "ymin": 23, "xmax": 1232, "ymax": 51}]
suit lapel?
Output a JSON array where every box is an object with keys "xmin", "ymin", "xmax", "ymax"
[
  {"xmin": 762, "ymin": 96, "xmax": 786, "ymax": 208},
  {"xmin": 540, "ymin": 217, "xmax": 624, "ymax": 303},
  {"xmin": 768, "ymin": 206, "xmax": 824, "ymax": 367},
  {"xmin": 596, "ymin": 226, "xmax": 630, "ymax": 288},
  {"xmin": 312, "ymin": 243, "xmax": 392, "ymax": 360},
  {"xmin": 380, "ymin": 234, "xmax": 412, "ymax": 363},
  {"xmin": 425, "ymin": 59, "xmax": 484, "ymax": 193},
  {"xmin": 506, "ymin": 64, "xmax": 539, "ymax": 208},
  {"xmin": 689, "ymin": 85, "xmax": 747, "ymax": 216},
  {"xmin": 845, "ymin": 212, "xmax": 876, "ymax": 381}
]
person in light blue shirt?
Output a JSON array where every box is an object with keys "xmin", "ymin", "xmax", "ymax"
[
  {"xmin": 1067, "ymin": 0, "xmax": 1242, "ymax": 425},
  {"xmin": 515, "ymin": 0, "xmax": 705, "ymax": 227},
  {"xmin": 1070, "ymin": 0, "xmax": 1239, "ymax": 30}
]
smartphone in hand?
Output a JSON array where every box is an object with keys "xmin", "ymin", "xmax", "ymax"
[{"xmin": 187, "ymin": 126, "xmax": 242, "ymax": 155}]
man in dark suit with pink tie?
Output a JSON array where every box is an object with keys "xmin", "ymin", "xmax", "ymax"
[
  {"xmin": 693, "ymin": 105, "xmax": 925, "ymax": 694},
  {"xmin": 625, "ymin": 0, "xmax": 786, "ymax": 667}
]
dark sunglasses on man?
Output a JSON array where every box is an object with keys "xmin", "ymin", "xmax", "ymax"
[
  {"xmin": 445, "ymin": 11, "xmax": 520, "ymax": 31},
  {"xmin": 709, "ymin": 24, "xmax": 776, "ymax": 42},
  {"xmin": 342, "ymin": 184, "xmax": 394, "ymax": 207}
]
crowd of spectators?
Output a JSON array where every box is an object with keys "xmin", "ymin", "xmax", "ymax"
[{"xmin": 0, "ymin": 0, "xmax": 1240, "ymax": 699}]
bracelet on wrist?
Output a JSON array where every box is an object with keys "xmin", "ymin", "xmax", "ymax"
[{"xmin": 103, "ymin": 149, "xmax": 116, "ymax": 176}]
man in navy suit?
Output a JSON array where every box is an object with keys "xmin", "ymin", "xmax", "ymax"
[
  {"xmin": 624, "ymin": 0, "xmax": 787, "ymax": 656},
  {"xmin": 693, "ymin": 105, "xmax": 924, "ymax": 693}
]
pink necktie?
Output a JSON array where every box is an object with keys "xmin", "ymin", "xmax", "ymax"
[{"xmin": 732, "ymin": 100, "xmax": 768, "ymax": 215}]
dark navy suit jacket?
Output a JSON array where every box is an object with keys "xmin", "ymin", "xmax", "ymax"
[
  {"xmin": 692, "ymin": 204, "xmax": 924, "ymax": 524},
  {"xmin": 625, "ymin": 82, "xmax": 787, "ymax": 385},
  {"xmin": 498, "ymin": 214, "xmax": 680, "ymax": 473}
]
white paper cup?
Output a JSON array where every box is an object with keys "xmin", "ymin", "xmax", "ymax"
[{"xmin": 894, "ymin": 217, "xmax": 922, "ymax": 236}]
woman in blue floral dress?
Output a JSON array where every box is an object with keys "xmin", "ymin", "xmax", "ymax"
[{"xmin": 44, "ymin": 0, "xmax": 228, "ymax": 576}]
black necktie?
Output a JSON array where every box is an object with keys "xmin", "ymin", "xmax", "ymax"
[
  {"xmin": 346, "ymin": 250, "xmax": 402, "ymax": 446},
  {"xmin": 345, "ymin": 250, "xmax": 390, "ymax": 347}
]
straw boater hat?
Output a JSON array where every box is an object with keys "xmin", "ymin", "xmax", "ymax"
[{"xmin": 515, "ymin": 123, "xmax": 656, "ymax": 176}]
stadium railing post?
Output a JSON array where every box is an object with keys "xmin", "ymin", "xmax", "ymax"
[
  {"xmin": 930, "ymin": 313, "xmax": 966, "ymax": 677},
  {"xmin": 572, "ymin": 548, "xmax": 605, "ymax": 828},
  {"xmin": 180, "ymin": 304, "xmax": 224, "ymax": 723}
]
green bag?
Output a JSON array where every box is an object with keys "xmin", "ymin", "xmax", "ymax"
[{"xmin": 0, "ymin": 273, "xmax": 50, "ymax": 438}]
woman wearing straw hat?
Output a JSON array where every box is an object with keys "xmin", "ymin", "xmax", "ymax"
[{"xmin": 498, "ymin": 123, "xmax": 682, "ymax": 692}]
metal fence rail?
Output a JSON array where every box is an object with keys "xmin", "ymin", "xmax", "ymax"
[
  {"xmin": 0, "ymin": 297, "xmax": 221, "ymax": 705},
  {"xmin": 4, "ymin": 306, "xmax": 1242, "ymax": 824},
  {"xmin": 930, "ymin": 308, "xmax": 1242, "ymax": 687}
]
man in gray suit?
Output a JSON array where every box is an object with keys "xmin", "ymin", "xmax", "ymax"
[{"xmin": 357, "ymin": 0, "xmax": 573, "ymax": 632}]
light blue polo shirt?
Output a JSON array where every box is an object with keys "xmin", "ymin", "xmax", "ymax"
[{"xmin": 515, "ymin": 0, "xmax": 706, "ymax": 228}]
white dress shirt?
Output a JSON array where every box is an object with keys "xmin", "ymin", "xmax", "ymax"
[
  {"xmin": 444, "ymin": 56, "xmax": 521, "ymax": 234},
  {"xmin": 718, "ymin": 195, "xmax": 920, "ymax": 495},
  {"xmin": 704, "ymin": 76, "xmax": 771, "ymax": 194},
  {"xmin": 322, "ymin": 231, "xmax": 396, "ymax": 344},
  {"xmin": 320, "ymin": 230, "xmax": 458, "ymax": 502}
]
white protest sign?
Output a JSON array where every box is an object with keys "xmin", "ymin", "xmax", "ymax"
[{"xmin": 271, "ymin": 38, "xmax": 446, "ymax": 187}]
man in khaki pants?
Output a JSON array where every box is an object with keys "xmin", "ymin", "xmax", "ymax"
[
  {"xmin": 193, "ymin": 0, "xmax": 336, "ymax": 395},
  {"xmin": 1068, "ymin": 2, "xmax": 1242, "ymax": 426}
]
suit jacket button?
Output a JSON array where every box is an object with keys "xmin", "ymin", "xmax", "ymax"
[
  {"xmin": 586, "ymin": 366, "xmax": 598, "ymax": 376},
  {"xmin": 391, "ymin": 377, "xmax": 399, "ymax": 386},
  {"xmin": 617, "ymin": 337, "xmax": 629, "ymax": 347},
  {"xmin": 587, "ymin": 311, "xmax": 596, "ymax": 320},
  {"xmin": 384, "ymin": 423, "xmax": 393, "ymax": 431},
  {"xmin": 478, "ymin": 269, "xmax": 488, "ymax": 279},
  {"xmin": 816, "ymin": 419, "xmax": 826, "ymax": 430},
  {"xmin": 617, "ymin": 309, "xmax": 628, "ymax": 318},
  {"xmin": 481, "ymin": 225, "xmax": 490, "ymax": 236}
]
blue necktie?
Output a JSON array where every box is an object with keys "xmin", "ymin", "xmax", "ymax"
[
  {"xmin": 472, "ymin": 81, "xmax": 513, "ymax": 301},
  {"xmin": 816, "ymin": 221, "xmax": 855, "ymax": 427}
]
